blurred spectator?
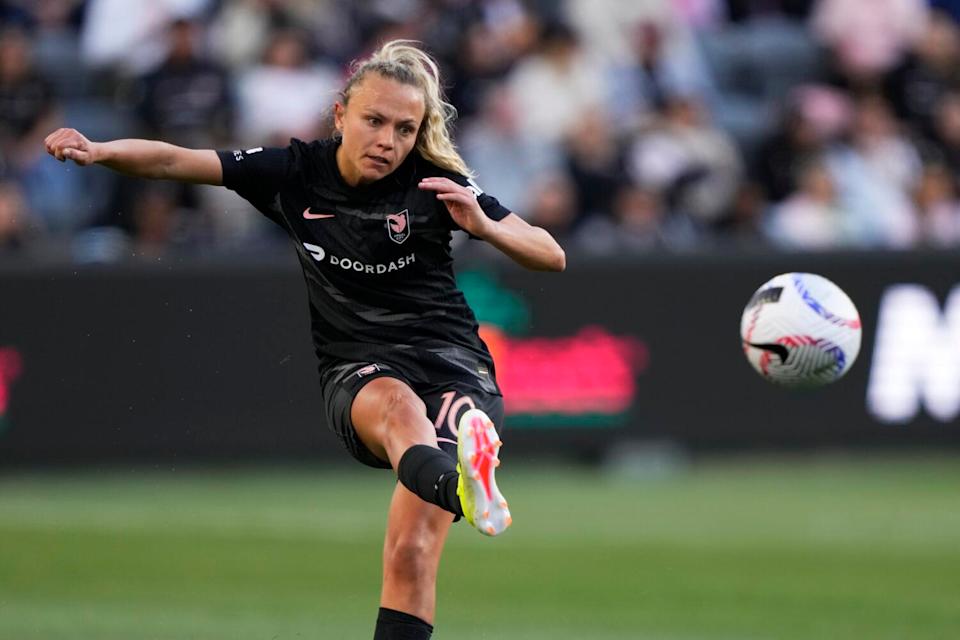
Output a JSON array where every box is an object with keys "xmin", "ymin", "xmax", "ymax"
[
  {"xmin": 0, "ymin": 25, "xmax": 91, "ymax": 234},
  {"xmin": 236, "ymin": 28, "xmax": 339, "ymax": 145},
  {"xmin": 442, "ymin": 2, "xmax": 539, "ymax": 119},
  {"xmin": 849, "ymin": 92, "xmax": 923, "ymax": 192},
  {"xmin": 824, "ymin": 94, "xmax": 921, "ymax": 247},
  {"xmin": 575, "ymin": 183, "xmax": 700, "ymax": 254},
  {"xmin": 130, "ymin": 183, "xmax": 190, "ymax": 258},
  {"xmin": 81, "ymin": 180, "xmax": 209, "ymax": 261},
  {"xmin": 123, "ymin": 18, "xmax": 235, "ymax": 253},
  {"xmin": 811, "ymin": 0, "xmax": 928, "ymax": 91},
  {"xmin": 135, "ymin": 18, "xmax": 233, "ymax": 147},
  {"xmin": 80, "ymin": 0, "xmax": 215, "ymax": 75},
  {"xmin": 0, "ymin": 179, "xmax": 32, "ymax": 251},
  {"xmin": 885, "ymin": 10, "xmax": 960, "ymax": 140},
  {"xmin": 929, "ymin": 90, "xmax": 960, "ymax": 175},
  {"xmin": 459, "ymin": 85, "xmax": 558, "ymax": 217},
  {"xmin": 562, "ymin": 109, "xmax": 629, "ymax": 219},
  {"xmin": 524, "ymin": 172, "xmax": 579, "ymax": 242},
  {"xmin": 209, "ymin": 0, "xmax": 347, "ymax": 71},
  {"xmin": 753, "ymin": 85, "xmax": 850, "ymax": 202},
  {"xmin": 505, "ymin": 21, "xmax": 607, "ymax": 144},
  {"xmin": 627, "ymin": 94, "xmax": 742, "ymax": 226},
  {"xmin": 568, "ymin": 0, "xmax": 727, "ymax": 138},
  {"xmin": 715, "ymin": 181, "xmax": 768, "ymax": 248},
  {"xmin": 0, "ymin": 26, "xmax": 55, "ymax": 161},
  {"xmin": 766, "ymin": 157, "xmax": 852, "ymax": 249},
  {"xmin": 28, "ymin": 0, "xmax": 86, "ymax": 99},
  {"xmin": 913, "ymin": 162, "xmax": 960, "ymax": 247},
  {"xmin": 565, "ymin": 0, "xmax": 695, "ymax": 64},
  {"xmin": 210, "ymin": 0, "xmax": 288, "ymax": 71},
  {"xmin": 607, "ymin": 19, "xmax": 716, "ymax": 133}
]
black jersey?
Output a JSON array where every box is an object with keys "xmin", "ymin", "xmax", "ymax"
[{"xmin": 217, "ymin": 138, "xmax": 510, "ymax": 394}]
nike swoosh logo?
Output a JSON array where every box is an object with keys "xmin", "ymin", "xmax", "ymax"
[
  {"xmin": 303, "ymin": 208, "xmax": 336, "ymax": 220},
  {"xmin": 746, "ymin": 341, "xmax": 789, "ymax": 363}
]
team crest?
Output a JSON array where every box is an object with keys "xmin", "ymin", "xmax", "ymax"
[{"xmin": 386, "ymin": 209, "xmax": 411, "ymax": 244}]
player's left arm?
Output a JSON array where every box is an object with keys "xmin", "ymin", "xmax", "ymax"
[{"xmin": 418, "ymin": 176, "xmax": 565, "ymax": 272}]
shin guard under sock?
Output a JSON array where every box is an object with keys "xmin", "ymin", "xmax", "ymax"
[{"xmin": 397, "ymin": 444, "xmax": 462, "ymax": 517}]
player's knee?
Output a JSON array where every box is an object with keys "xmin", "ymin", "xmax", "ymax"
[
  {"xmin": 383, "ymin": 534, "xmax": 434, "ymax": 586},
  {"xmin": 380, "ymin": 385, "xmax": 429, "ymax": 437},
  {"xmin": 381, "ymin": 385, "xmax": 426, "ymax": 421},
  {"xmin": 356, "ymin": 378, "xmax": 435, "ymax": 462}
]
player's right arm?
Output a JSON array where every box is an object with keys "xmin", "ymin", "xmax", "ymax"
[{"xmin": 44, "ymin": 128, "xmax": 223, "ymax": 186}]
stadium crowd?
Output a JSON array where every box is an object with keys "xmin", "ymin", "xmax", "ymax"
[{"xmin": 3, "ymin": 0, "xmax": 960, "ymax": 261}]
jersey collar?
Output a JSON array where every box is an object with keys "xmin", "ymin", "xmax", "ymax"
[{"xmin": 325, "ymin": 137, "xmax": 417, "ymax": 199}]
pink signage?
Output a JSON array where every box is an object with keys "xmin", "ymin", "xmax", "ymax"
[
  {"xmin": 0, "ymin": 347, "xmax": 23, "ymax": 416},
  {"xmin": 480, "ymin": 326, "xmax": 648, "ymax": 415}
]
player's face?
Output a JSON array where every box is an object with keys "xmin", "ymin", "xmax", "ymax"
[{"xmin": 334, "ymin": 73, "xmax": 425, "ymax": 186}]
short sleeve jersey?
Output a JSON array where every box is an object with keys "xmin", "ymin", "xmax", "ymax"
[{"xmin": 217, "ymin": 138, "xmax": 510, "ymax": 392}]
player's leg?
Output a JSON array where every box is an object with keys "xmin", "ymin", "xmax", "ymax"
[
  {"xmin": 374, "ymin": 481, "xmax": 453, "ymax": 638},
  {"xmin": 349, "ymin": 376, "xmax": 451, "ymax": 640}
]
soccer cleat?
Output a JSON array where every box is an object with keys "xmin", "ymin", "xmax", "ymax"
[{"xmin": 456, "ymin": 409, "xmax": 511, "ymax": 536}]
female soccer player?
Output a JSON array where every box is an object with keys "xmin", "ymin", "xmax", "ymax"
[{"xmin": 45, "ymin": 40, "xmax": 565, "ymax": 639}]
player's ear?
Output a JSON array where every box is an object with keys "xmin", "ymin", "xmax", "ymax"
[{"xmin": 333, "ymin": 102, "xmax": 346, "ymax": 134}]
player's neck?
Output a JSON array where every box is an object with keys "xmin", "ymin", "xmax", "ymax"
[{"xmin": 334, "ymin": 145, "xmax": 364, "ymax": 188}]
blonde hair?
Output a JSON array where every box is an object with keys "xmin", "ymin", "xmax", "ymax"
[{"xmin": 340, "ymin": 40, "xmax": 473, "ymax": 177}]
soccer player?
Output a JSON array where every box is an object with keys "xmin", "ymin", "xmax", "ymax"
[{"xmin": 44, "ymin": 40, "xmax": 565, "ymax": 640}]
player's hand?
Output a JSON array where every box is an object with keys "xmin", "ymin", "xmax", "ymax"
[
  {"xmin": 44, "ymin": 128, "xmax": 101, "ymax": 166},
  {"xmin": 418, "ymin": 177, "xmax": 492, "ymax": 238}
]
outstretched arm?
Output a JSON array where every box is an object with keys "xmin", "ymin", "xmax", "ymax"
[
  {"xmin": 418, "ymin": 176, "xmax": 566, "ymax": 272},
  {"xmin": 44, "ymin": 128, "xmax": 223, "ymax": 185}
]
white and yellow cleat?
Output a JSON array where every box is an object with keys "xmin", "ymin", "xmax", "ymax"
[{"xmin": 456, "ymin": 408, "xmax": 511, "ymax": 536}]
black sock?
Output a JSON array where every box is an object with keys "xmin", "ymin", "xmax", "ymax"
[
  {"xmin": 397, "ymin": 444, "xmax": 462, "ymax": 517},
  {"xmin": 373, "ymin": 606, "xmax": 433, "ymax": 640}
]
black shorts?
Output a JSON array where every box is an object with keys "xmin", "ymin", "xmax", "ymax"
[{"xmin": 319, "ymin": 360, "xmax": 505, "ymax": 469}]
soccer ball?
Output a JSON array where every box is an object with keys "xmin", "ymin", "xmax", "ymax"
[{"xmin": 740, "ymin": 272, "xmax": 861, "ymax": 388}]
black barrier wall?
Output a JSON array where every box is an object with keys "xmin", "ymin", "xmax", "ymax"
[{"xmin": 1, "ymin": 251, "xmax": 958, "ymax": 465}]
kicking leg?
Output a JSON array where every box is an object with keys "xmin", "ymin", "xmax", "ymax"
[
  {"xmin": 352, "ymin": 377, "xmax": 510, "ymax": 534},
  {"xmin": 352, "ymin": 377, "xmax": 463, "ymax": 515}
]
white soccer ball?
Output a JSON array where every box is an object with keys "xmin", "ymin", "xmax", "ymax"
[{"xmin": 740, "ymin": 272, "xmax": 862, "ymax": 388}]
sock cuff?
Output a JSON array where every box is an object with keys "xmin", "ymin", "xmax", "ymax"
[{"xmin": 377, "ymin": 606, "xmax": 434, "ymax": 632}]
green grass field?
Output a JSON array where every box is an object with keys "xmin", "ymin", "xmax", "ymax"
[{"xmin": 1, "ymin": 455, "xmax": 959, "ymax": 640}]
